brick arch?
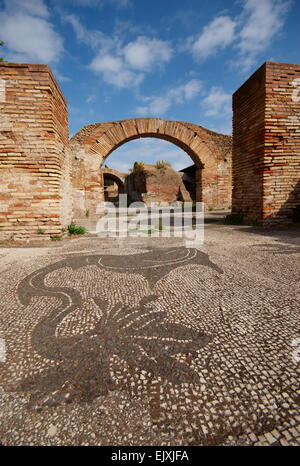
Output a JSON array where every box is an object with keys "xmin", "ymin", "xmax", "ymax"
[
  {"xmin": 70, "ymin": 118, "xmax": 232, "ymax": 221},
  {"xmin": 101, "ymin": 167, "xmax": 125, "ymax": 194},
  {"xmin": 71, "ymin": 118, "xmax": 223, "ymax": 168}
]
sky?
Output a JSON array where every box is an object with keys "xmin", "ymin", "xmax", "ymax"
[{"xmin": 0, "ymin": 0, "xmax": 299, "ymax": 171}]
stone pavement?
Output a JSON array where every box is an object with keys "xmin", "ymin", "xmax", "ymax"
[{"xmin": 0, "ymin": 217, "xmax": 299, "ymax": 446}]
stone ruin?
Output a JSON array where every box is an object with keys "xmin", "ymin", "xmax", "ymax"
[
  {"xmin": 101, "ymin": 162, "xmax": 193, "ymax": 207},
  {"xmin": 70, "ymin": 119, "xmax": 232, "ymax": 230},
  {"xmin": 0, "ymin": 61, "xmax": 299, "ymax": 240},
  {"xmin": 126, "ymin": 162, "xmax": 192, "ymax": 205}
]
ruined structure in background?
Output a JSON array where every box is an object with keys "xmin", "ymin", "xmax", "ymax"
[
  {"xmin": 101, "ymin": 167, "xmax": 126, "ymax": 205},
  {"xmin": 125, "ymin": 162, "xmax": 192, "ymax": 205},
  {"xmin": 0, "ymin": 61, "xmax": 299, "ymax": 240},
  {"xmin": 179, "ymin": 164, "xmax": 199, "ymax": 201}
]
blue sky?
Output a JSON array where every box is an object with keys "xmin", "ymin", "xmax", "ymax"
[{"xmin": 1, "ymin": 0, "xmax": 299, "ymax": 171}]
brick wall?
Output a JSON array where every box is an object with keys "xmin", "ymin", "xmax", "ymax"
[
  {"xmin": 263, "ymin": 62, "xmax": 300, "ymax": 223},
  {"xmin": 0, "ymin": 63, "xmax": 72, "ymax": 240},
  {"xmin": 70, "ymin": 142, "xmax": 104, "ymax": 226},
  {"xmin": 70, "ymin": 119, "xmax": 232, "ymax": 224},
  {"xmin": 232, "ymin": 62, "xmax": 300, "ymax": 224},
  {"xmin": 2, "ymin": 61, "xmax": 298, "ymax": 236}
]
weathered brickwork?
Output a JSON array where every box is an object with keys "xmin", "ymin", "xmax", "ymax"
[
  {"xmin": 1, "ymin": 60, "xmax": 298, "ymax": 238},
  {"xmin": 0, "ymin": 63, "xmax": 72, "ymax": 240},
  {"xmin": 70, "ymin": 118, "xmax": 232, "ymax": 224},
  {"xmin": 125, "ymin": 163, "xmax": 192, "ymax": 205},
  {"xmin": 101, "ymin": 168, "xmax": 126, "ymax": 204},
  {"xmin": 101, "ymin": 167, "xmax": 126, "ymax": 192},
  {"xmin": 232, "ymin": 62, "xmax": 300, "ymax": 224}
]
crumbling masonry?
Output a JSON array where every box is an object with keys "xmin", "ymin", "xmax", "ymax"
[{"xmin": 0, "ymin": 61, "xmax": 299, "ymax": 239}]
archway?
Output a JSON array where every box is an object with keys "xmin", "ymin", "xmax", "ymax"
[
  {"xmin": 101, "ymin": 167, "xmax": 125, "ymax": 205},
  {"xmin": 70, "ymin": 118, "xmax": 232, "ymax": 223}
]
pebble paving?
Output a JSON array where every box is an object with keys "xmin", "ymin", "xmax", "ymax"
[{"xmin": 0, "ymin": 219, "xmax": 299, "ymax": 446}]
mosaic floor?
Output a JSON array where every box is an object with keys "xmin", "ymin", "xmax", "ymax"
[{"xmin": 0, "ymin": 223, "xmax": 299, "ymax": 445}]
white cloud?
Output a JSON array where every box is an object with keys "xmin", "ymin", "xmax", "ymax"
[
  {"xmin": 136, "ymin": 97, "xmax": 170, "ymax": 116},
  {"xmin": 90, "ymin": 53, "xmax": 144, "ymax": 88},
  {"xmin": 190, "ymin": 15, "xmax": 236, "ymax": 61},
  {"xmin": 136, "ymin": 79, "xmax": 202, "ymax": 116},
  {"xmin": 64, "ymin": 15, "xmax": 172, "ymax": 89},
  {"xmin": 91, "ymin": 54, "xmax": 122, "ymax": 74},
  {"xmin": 109, "ymin": 0, "xmax": 131, "ymax": 7},
  {"xmin": 123, "ymin": 36, "xmax": 173, "ymax": 70},
  {"xmin": 4, "ymin": 0, "xmax": 50, "ymax": 18},
  {"xmin": 202, "ymin": 87, "xmax": 232, "ymax": 117},
  {"xmin": 186, "ymin": 0, "xmax": 291, "ymax": 69},
  {"xmin": 63, "ymin": 14, "xmax": 105, "ymax": 49},
  {"xmin": 72, "ymin": 0, "xmax": 131, "ymax": 7},
  {"xmin": 237, "ymin": 0, "xmax": 292, "ymax": 69},
  {"xmin": 170, "ymin": 79, "xmax": 202, "ymax": 102},
  {"xmin": 0, "ymin": 0, "xmax": 63, "ymax": 64},
  {"xmin": 89, "ymin": 34, "xmax": 173, "ymax": 88},
  {"xmin": 1, "ymin": 14, "xmax": 63, "ymax": 63}
]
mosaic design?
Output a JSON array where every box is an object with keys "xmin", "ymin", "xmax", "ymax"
[
  {"xmin": 15, "ymin": 248, "xmax": 217, "ymax": 404},
  {"xmin": 0, "ymin": 239, "xmax": 299, "ymax": 446}
]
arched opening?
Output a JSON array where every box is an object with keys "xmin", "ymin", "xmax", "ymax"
[
  {"xmin": 70, "ymin": 118, "xmax": 232, "ymax": 225},
  {"xmin": 101, "ymin": 169, "xmax": 125, "ymax": 206},
  {"xmin": 103, "ymin": 137, "xmax": 195, "ymax": 205}
]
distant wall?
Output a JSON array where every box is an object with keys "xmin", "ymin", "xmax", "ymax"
[
  {"xmin": 126, "ymin": 164, "xmax": 192, "ymax": 205},
  {"xmin": 0, "ymin": 63, "xmax": 72, "ymax": 240}
]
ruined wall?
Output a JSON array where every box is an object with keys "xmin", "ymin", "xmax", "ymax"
[
  {"xmin": 182, "ymin": 123, "xmax": 232, "ymax": 208},
  {"xmin": 70, "ymin": 142, "xmax": 104, "ymax": 226},
  {"xmin": 0, "ymin": 63, "xmax": 72, "ymax": 240},
  {"xmin": 70, "ymin": 119, "xmax": 232, "ymax": 225},
  {"xmin": 232, "ymin": 62, "xmax": 300, "ymax": 224},
  {"xmin": 126, "ymin": 163, "xmax": 192, "ymax": 205},
  {"xmin": 263, "ymin": 62, "xmax": 300, "ymax": 223},
  {"xmin": 102, "ymin": 168, "xmax": 126, "ymax": 205}
]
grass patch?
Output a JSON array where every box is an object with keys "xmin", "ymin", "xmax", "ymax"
[
  {"xmin": 68, "ymin": 222, "xmax": 86, "ymax": 236},
  {"xmin": 130, "ymin": 228, "xmax": 157, "ymax": 235},
  {"xmin": 130, "ymin": 162, "xmax": 145, "ymax": 174},
  {"xmin": 156, "ymin": 160, "xmax": 170, "ymax": 169},
  {"xmin": 37, "ymin": 227, "xmax": 45, "ymax": 235},
  {"xmin": 143, "ymin": 229, "xmax": 156, "ymax": 234},
  {"xmin": 51, "ymin": 235, "xmax": 62, "ymax": 241}
]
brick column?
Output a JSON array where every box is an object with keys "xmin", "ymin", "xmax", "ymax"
[
  {"xmin": 0, "ymin": 63, "xmax": 72, "ymax": 240},
  {"xmin": 263, "ymin": 62, "xmax": 300, "ymax": 223},
  {"xmin": 232, "ymin": 63, "xmax": 266, "ymax": 223},
  {"xmin": 232, "ymin": 61, "xmax": 300, "ymax": 225}
]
